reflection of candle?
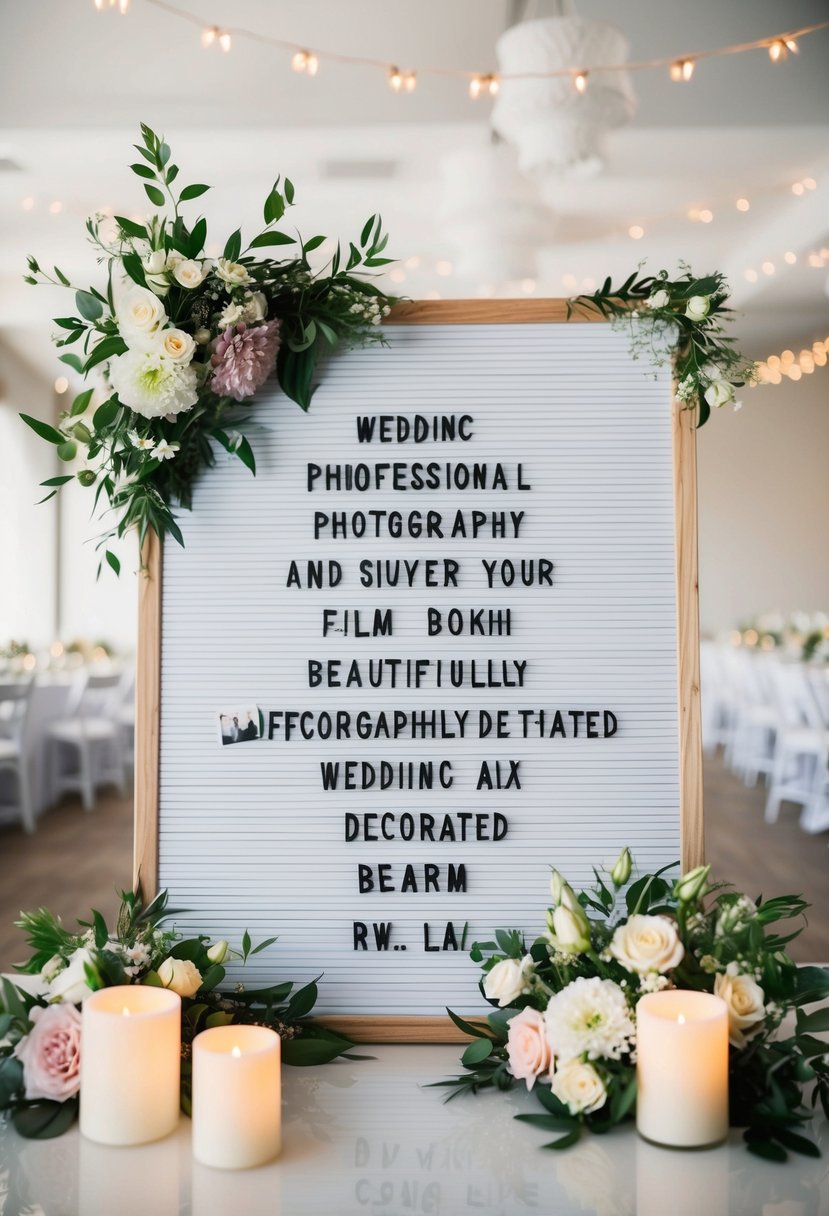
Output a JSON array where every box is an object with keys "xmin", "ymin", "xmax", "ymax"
[
  {"xmin": 636, "ymin": 1135, "xmax": 729, "ymax": 1216},
  {"xmin": 192, "ymin": 1025, "xmax": 281, "ymax": 1169},
  {"xmin": 81, "ymin": 986, "xmax": 181, "ymax": 1145},
  {"xmin": 636, "ymin": 991, "xmax": 729, "ymax": 1148}
]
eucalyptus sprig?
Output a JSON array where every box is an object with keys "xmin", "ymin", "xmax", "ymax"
[{"xmin": 570, "ymin": 265, "xmax": 757, "ymax": 427}]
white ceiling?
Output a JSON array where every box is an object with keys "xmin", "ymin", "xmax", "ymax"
[{"xmin": 1, "ymin": 0, "xmax": 828, "ymax": 377}]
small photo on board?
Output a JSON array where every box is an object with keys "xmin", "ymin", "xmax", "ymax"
[{"xmin": 218, "ymin": 708, "xmax": 261, "ymax": 746}]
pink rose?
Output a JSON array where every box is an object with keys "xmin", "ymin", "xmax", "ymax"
[
  {"xmin": 506, "ymin": 1006, "xmax": 552, "ymax": 1091},
  {"xmin": 14, "ymin": 1003, "xmax": 82, "ymax": 1101}
]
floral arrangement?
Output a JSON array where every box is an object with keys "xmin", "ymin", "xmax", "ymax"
[
  {"xmin": 437, "ymin": 851, "xmax": 829, "ymax": 1162},
  {"xmin": 571, "ymin": 266, "xmax": 756, "ymax": 428},
  {"xmin": 21, "ymin": 123, "xmax": 395, "ymax": 570},
  {"xmin": 0, "ymin": 888, "xmax": 355, "ymax": 1139},
  {"xmin": 733, "ymin": 610, "xmax": 829, "ymax": 663}
]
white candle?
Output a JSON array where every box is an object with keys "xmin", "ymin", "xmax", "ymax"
[
  {"xmin": 80, "ymin": 986, "xmax": 181, "ymax": 1146},
  {"xmin": 192, "ymin": 1025, "xmax": 281, "ymax": 1169},
  {"xmin": 636, "ymin": 990, "xmax": 729, "ymax": 1148}
]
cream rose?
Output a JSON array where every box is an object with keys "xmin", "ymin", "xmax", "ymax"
[
  {"xmin": 142, "ymin": 248, "xmax": 170, "ymax": 297},
  {"xmin": 206, "ymin": 940, "xmax": 229, "ymax": 965},
  {"xmin": 548, "ymin": 905, "xmax": 591, "ymax": 955},
  {"xmin": 714, "ymin": 964, "xmax": 766, "ymax": 1047},
  {"xmin": 117, "ymin": 286, "xmax": 167, "ymax": 341},
  {"xmin": 506, "ymin": 1006, "xmax": 552, "ymax": 1090},
  {"xmin": 173, "ymin": 259, "xmax": 210, "ymax": 290},
  {"xmin": 157, "ymin": 956, "xmax": 202, "ymax": 997},
  {"xmin": 685, "ymin": 294, "xmax": 711, "ymax": 321},
  {"xmin": 219, "ymin": 301, "xmax": 246, "ymax": 328},
  {"xmin": 48, "ymin": 947, "xmax": 96, "ymax": 1005},
  {"xmin": 157, "ymin": 327, "xmax": 196, "ymax": 364},
  {"xmin": 244, "ymin": 291, "xmax": 268, "ymax": 322},
  {"xmin": 704, "ymin": 379, "xmax": 735, "ymax": 409},
  {"xmin": 608, "ymin": 914, "xmax": 684, "ymax": 975},
  {"xmin": 483, "ymin": 955, "xmax": 533, "ymax": 1007},
  {"xmin": 552, "ymin": 1059, "xmax": 607, "ymax": 1115},
  {"xmin": 647, "ymin": 289, "xmax": 670, "ymax": 310},
  {"xmin": 14, "ymin": 1004, "xmax": 82, "ymax": 1101},
  {"xmin": 216, "ymin": 257, "xmax": 252, "ymax": 287}
]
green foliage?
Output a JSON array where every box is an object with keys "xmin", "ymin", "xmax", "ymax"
[{"xmin": 22, "ymin": 122, "xmax": 397, "ymax": 563}]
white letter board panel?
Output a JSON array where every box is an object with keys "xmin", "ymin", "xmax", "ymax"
[{"xmin": 157, "ymin": 320, "xmax": 679, "ymax": 1017}]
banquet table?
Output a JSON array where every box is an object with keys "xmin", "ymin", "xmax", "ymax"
[{"xmin": 1, "ymin": 1044, "xmax": 827, "ymax": 1216}]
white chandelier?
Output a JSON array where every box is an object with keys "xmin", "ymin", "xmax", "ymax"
[{"xmin": 491, "ymin": 12, "xmax": 636, "ymax": 178}]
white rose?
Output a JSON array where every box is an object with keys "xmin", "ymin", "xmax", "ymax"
[
  {"xmin": 685, "ymin": 294, "xmax": 711, "ymax": 321},
  {"xmin": 157, "ymin": 327, "xmax": 196, "ymax": 365},
  {"xmin": 144, "ymin": 250, "xmax": 167, "ymax": 275},
  {"xmin": 483, "ymin": 955, "xmax": 533, "ymax": 1008},
  {"xmin": 608, "ymin": 914, "xmax": 684, "ymax": 975},
  {"xmin": 206, "ymin": 940, "xmax": 229, "ymax": 965},
  {"xmin": 39, "ymin": 954, "xmax": 64, "ymax": 984},
  {"xmin": 173, "ymin": 259, "xmax": 210, "ymax": 290},
  {"xmin": 244, "ymin": 291, "xmax": 268, "ymax": 323},
  {"xmin": 219, "ymin": 301, "xmax": 245, "ymax": 328},
  {"xmin": 117, "ymin": 286, "xmax": 167, "ymax": 341},
  {"xmin": 551, "ymin": 1059, "xmax": 607, "ymax": 1115},
  {"xmin": 714, "ymin": 964, "xmax": 766, "ymax": 1048},
  {"xmin": 215, "ymin": 258, "xmax": 252, "ymax": 287},
  {"xmin": 157, "ymin": 956, "xmax": 202, "ymax": 997},
  {"xmin": 647, "ymin": 289, "xmax": 670, "ymax": 310},
  {"xmin": 703, "ymin": 379, "xmax": 735, "ymax": 409},
  {"xmin": 48, "ymin": 947, "xmax": 95, "ymax": 1005}
]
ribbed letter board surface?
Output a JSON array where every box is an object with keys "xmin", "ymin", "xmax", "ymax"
[{"xmin": 151, "ymin": 306, "xmax": 694, "ymax": 1034}]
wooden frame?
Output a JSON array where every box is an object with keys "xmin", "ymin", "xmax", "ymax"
[{"xmin": 134, "ymin": 299, "xmax": 703, "ymax": 1042}]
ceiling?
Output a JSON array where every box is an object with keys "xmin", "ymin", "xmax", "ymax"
[{"xmin": 1, "ymin": 0, "xmax": 828, "ymax": 378}]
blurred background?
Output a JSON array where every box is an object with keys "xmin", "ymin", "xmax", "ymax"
[{"xmin": 0, "ymin": 0, "xmax": 827, "ymax": 963}]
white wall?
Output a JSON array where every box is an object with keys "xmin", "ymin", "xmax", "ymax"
[
  {"xmin": 0, "ymin": 341, "xmax": 58, "ymax": 646},
  {"xmin": 697, "ymin": 372, "xmax": 829, "ymax": 635}
]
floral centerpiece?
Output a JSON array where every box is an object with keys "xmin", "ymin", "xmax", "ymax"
[
  {"xmin": 0, "ymin": 888, "xmax": 355, "ymax": 1138},
  {"xmin": 437, "ymin": 852, "xmax": 829, "ymax": 1162},
  {"xmin": 571, "ymin": 266, "xmax": 756, "ymax": 427},
  {"xmin": 21, "ymin": 123, "xmax": 395, "ymax": 569}
]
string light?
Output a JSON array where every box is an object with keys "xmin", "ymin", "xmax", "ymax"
[
  {"xmin": 792, "ymin": 182, "xmax": 805, "ymax": 196},
  {"xmin": 628, "ymin": 224, "xmax": 644, "ymax": 240},
  {"xmin": 735, "ymin": 197, "xmax": 750, "ymax": 211},
  {"xmin": 573, "ymin": 71, "xmax": 589, "ymax": 94},
  {"xmin": 802, "ymin": 177, "xmax": 817, "ymax": 190},
  {"xmin": 94, "ymin": 0, "xmax": 128, "ymax": 11},
  {"xmin": 21, "ymin": 196, "xmax": 35, "ymax": 211},
  {"xmin": 768, "ymin": 37, "xmax": 798, "ymax": 61},
  {"xmin": 669, "ymin": 58, "xmax": 695, "ymax": 82},
  {"xmin": 218, "ymin": 31, "xmax": 231, "ymax": 53},
  {"xmin": 469, "ymin": 74, "xmax": 499, "ymax": 99},
  {"xmin": 756, "ymin": 340, "xmax": 828, "ymax": 387},
  {"xmin": 699, "ymin": 209, "xmax": 714, "ymax": 223},
  {"xmin": 54, "ymin": 377, "xmax": 69, "ymax": 394},
  {"xmin": 201, "ymin": 25, "xmax": 217, "ymax": 47},
  {"xmin": 291, "ymin": 50, "xmax": 319, "ymax": 75},
  {"xmin": 49, "ymin": 200, "xmax": 63, "ymax": 214},
  {"xmin": 387, "ymin": 66, "xmax": 416, "ymax": 92},
  {"xmin": 744, "ymin": 269, "xmax": 758, "ymax": 282}
]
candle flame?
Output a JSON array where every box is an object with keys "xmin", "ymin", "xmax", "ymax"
[
  {"xmin": 677, "ymin": 1013, "xmax": 686, "ymax": 1024},
  {"xmin": 122, "ymin": 1007, "xmax": 131, "ymax": 1017},
  {"xmin": 231, "ymin": 1045, "xmax": 242, "ymax": 1058}
]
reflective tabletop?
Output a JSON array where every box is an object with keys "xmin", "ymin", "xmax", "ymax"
[{"xmin": 1, "ymin": 1046, "xmax": 827, "ymax": 1215}]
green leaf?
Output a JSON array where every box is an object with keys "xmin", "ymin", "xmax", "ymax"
[
  {"xmin": 75, "ymin": 290, "xmax": 104, "ymax": 322},
  {"xmin": 205, "ymin": 1011, "xmax": 234, "ymax": 1028},
  {"xmin": 144, "ymin": 183, "xmax": 165, "ymax": 208},
  {"xmin": 115, "ymin": 215, "xmax": 149, "ymax": 241},
  {"xmin": 263, "ymin": 190, "xmax": 285, "ymax": 225},
  {"xmin": 515, "ymin": 1113, "xmax": 577, "ymax": 1132},
  {"xmin": 542, "ymin": 1128, "xmax": 582, "ymax": 1151},
  {"xmin": 20, "ymin": 413, "xmax": 64, "ymax": 445},
  {"xmin": 223, "ymin": 229, "xmax": 242, "ymax": 261},
  {"xmin": 534, "ymin": 1086, "xmax": 572, "ymax": 1118},
  {"xmin": 158, "ymin": 141, "xmax": 171, "ymax": 167},
  {"xmin": 248, "ymin": 231, "xmax": 296, "ymax": 249},
  {"xmin": 84, "ymin": 335, "xmax": 128, "ymax": 373},
  {"xmin": 130, "ymin": 163, "xmax": 156, "ymax": 180},
  {"xmin": 445, "ymin": 1007, "xmax": 494, "ymax": 1040},
  {"xmin": 302, "ymin": 235, "xmax": 326, "ymax": 254},
  {"xmin": 360, "ymin": 214, "xmax": 376, "ymax": 247},
  {"xmin": 188, "ymin": 217, "xmax": 207, "ymax": 258},
  {"xmin": 180, "ymin": 183, "xmax": 210, "ymax": 201},
  {"xmin": 12, "ymin": 1098, "xmax": 78, "ymax": 1140},
  {"xmin": 234, "ymin": 435, "xmax": 256, "ymax": 474},
  {"xmin": 285, "ymin": 981, "xmax": 319, "ymax": 1020},
  {"xmin": 70, "ymin": 388, "xmax": 94, "ymax": 416},
  {"xmin": 745, "ymin": 1136, "xmax": 787, "ymax": 1163},
  {"xmin": 461, "ymin": 1037, "xmax": 493, "ymax": 1067},
  {"xmin": 93, "ymin": 398, "xmax": 120, "ymax": 429},
  {"xmin": 0, "ymin": 1055, "xmax": 24, "ymax": 1105},
  {"xmin": 198, "ymin": 964, "xmax": 225, "ymax": 993},
  {"xmin": 797, "ymin": 1006, "xmax": 829, "ymax": 1035},
  {"xmin": 59, "ymin": 352, "xmax": 85, "ymax": 373},
  {"xmin": 249, "ymin": 936, "xmax": 278, "ymax": 956},
  {"xmin": 40, "ymin": 475, "xmax": 73, "ymax": 488},
  {"xmin": 281, "ymin": 1037, "xmax": 353, "ymax": 1067},
  {"xmin": 284, "ymin": 178, "xmax": 295, "ymax": 205},
  {"xmin": 105, "ymin": 550, "xmax": 121, "ymax": 576},
  {"xmin": 364, "ymin": 256, "xmax": 394, "ymax": 267},
  {"xmin": 242, "ymin": 929, "xmax": 252, "ymax": 960},
  {"xmin": 277, "ymin": 345, "xmax": 316, "ymax": 411},
  {"xmin": 165, "ymin": 165, "xmax": 179, "ymax": 185},
  {"xmin": 91, "ymin": 908, "xmax": 108, "ymax": 950},
  {"xmin": 36, "ymin": 489, "xmax": 59, "ymax": 505},
  {"xmin": 773, "ymin": 1127, "xmax": 820, "ymax": 1157},
  {"xmin": 121, "ymin": 251, "xmax": 147, "ymax": 288}
]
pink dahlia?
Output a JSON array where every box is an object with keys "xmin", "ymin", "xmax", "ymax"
[{"xmin": 210, "ymin": 320, "xmax": 280, "ymax": 401}]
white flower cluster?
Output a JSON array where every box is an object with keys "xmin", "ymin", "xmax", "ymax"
[
  {"xmin": 349, "ymin": 296, "xmax": 392, "ymax": 326},
  {"xmin": 108, "ymin": 285, "xmax": 201, "ymax": 424}
]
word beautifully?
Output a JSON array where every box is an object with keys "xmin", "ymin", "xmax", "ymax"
[{"xmin": 307, "ymin": 657, "xmax": 528, "ymax": 688}]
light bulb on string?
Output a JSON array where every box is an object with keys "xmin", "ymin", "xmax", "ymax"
[
  {"xmin": 574, "ymin": 71, "xmax": 589, "ymax": 94},
  {"xmin": 388, "ymin": 66, "xmax": 403, "ymax": 92},
  {"xmin": 292, "ymin": 50, "xmax": 318, "ymax": 75},
  {"xmin": 670, "ymin": 58, "xmax": 694, "ymax": 82},
  {"xmin": 784, "ymin": 251, "xmax": 797, "ymax": 264},
  {"xmin": 403, "ymin": 71, "xmax": 417, "ymax": 93},
  {"xmin": 469, "ymin": 74, "xmax": 498, "ymax": 99},
  {"xmin": 218, "ymin": 31, "xmax": 231, "ymax": 52},
  {"xmin": 792, "ymin": 181, "xmax": 805, "ymax": 196},
  {"xmin": 736, "ymin": 197, "xmax": 750, "ymax": 212},
  {"xmin": 201, "ymin": 26, "xmax": 218, "ymax": 48}
]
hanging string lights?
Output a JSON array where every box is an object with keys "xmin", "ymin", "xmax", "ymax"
[{"xmin": 94, "ymin": 1, "xmax": 828, "ymax": 101}]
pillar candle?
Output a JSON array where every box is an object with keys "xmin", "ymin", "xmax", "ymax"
[
  {"xmin": 192, "ymin": 1025, "xmax": 281, "ymax": 1170},
  {"xmin": 636, "ymin": 990, "xmax": 729, "ymax": 1148},
  {"xmin": 80, "ymin": 986, "xmax": 181, "ymax": 1146}
]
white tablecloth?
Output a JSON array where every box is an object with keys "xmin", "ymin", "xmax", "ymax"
[{"xmin": 0, "ymin": 1044, "xmax": 826, "ymax": 1215}]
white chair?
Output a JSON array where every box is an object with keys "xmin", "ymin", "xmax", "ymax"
[
  {"xmin": 764, "ymin": 661, "xmax": 828, "ymax": 829},
  {"xmin": 46, "ymin": 671, "xmax": 127, "ymax": 811},
  {"xmin": 0, "ymin": 678, "xmax": 35, "ymax": 833}
]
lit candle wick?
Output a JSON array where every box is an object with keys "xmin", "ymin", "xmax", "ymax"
[
  {"xmin": 677, "ymin": 1013, "xmax": 686, "ymax": 1024},
  {"xmin": 231, "ymin": 1045, "xmax": 242, "ymax": 1058}
]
